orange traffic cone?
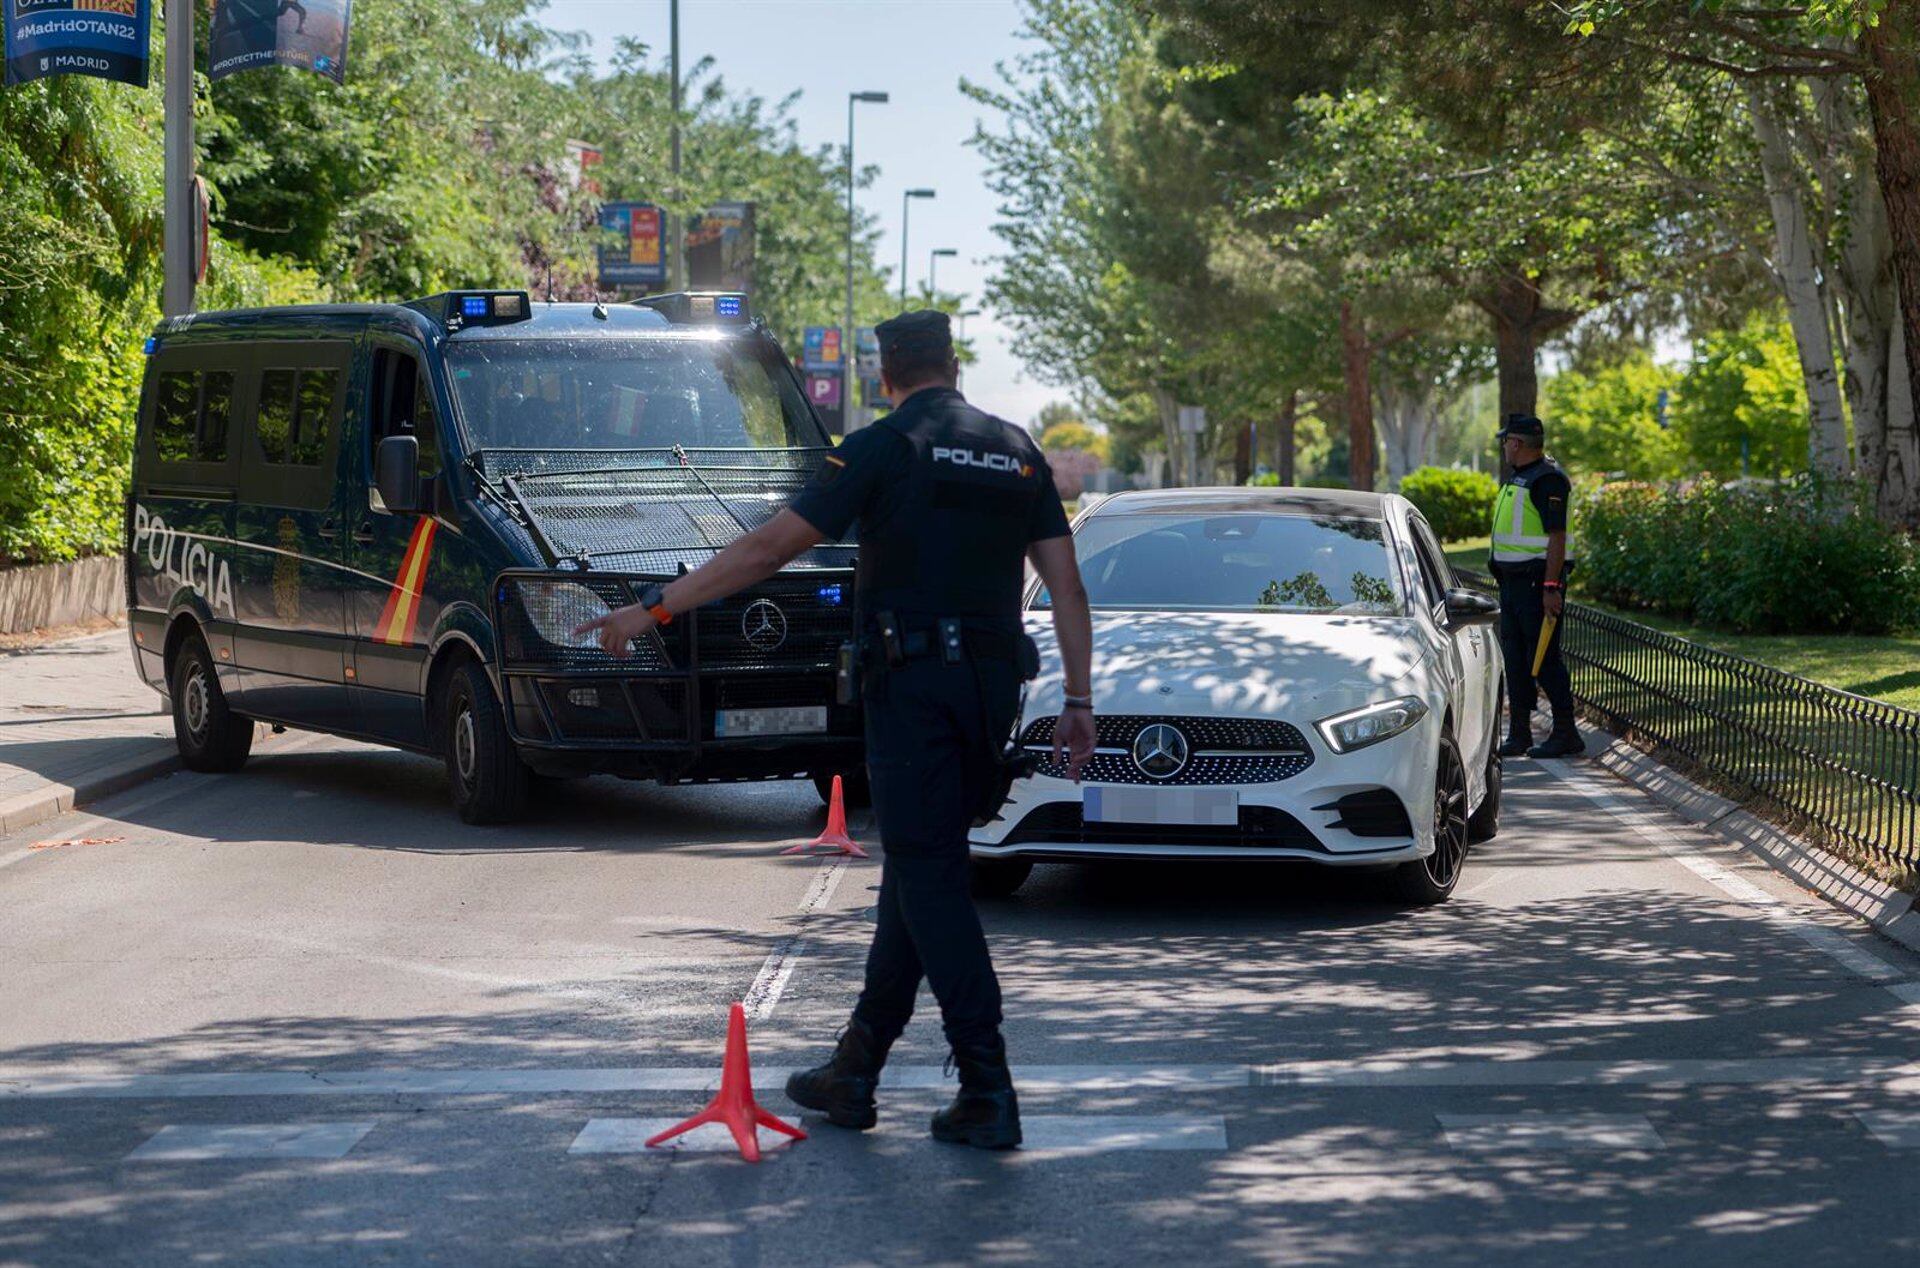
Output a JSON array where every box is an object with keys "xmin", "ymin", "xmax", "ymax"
[
  {"xmin": 645, "ymin": 1001, "xmax": 806, "ymax": 1162},
  {"xmin": 781, "ymin": 774, "xmax": 868, "ymax": 858}
]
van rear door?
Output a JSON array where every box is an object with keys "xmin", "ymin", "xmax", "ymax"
[{"xmin": 227, "ymin": 341, "xmax": 355, "ymax": 730}]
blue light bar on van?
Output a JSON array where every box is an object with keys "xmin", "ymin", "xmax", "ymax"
[
  {"xmin": 143, "ymin": 336, "xmax": 158, "ymax": 356},
  {"xmin": 405, "ymin": 291, "xmax": 534, "ymax": 331},
  {"xmin": 633, "ymin": 292, "xmax": 752, "ymax": 325}
]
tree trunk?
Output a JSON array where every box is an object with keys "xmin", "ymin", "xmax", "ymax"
[
  {"xmin": 1479, "ymin": 268, "xmax": 1576, "ymax": 479},
  {"xmin": 1274, "ymin": 388, "xmax": 1298, "ymax": 486},
  {"xmin": 1339, "ymin": 300, "xmax": 1376, "ymax": 492},
  {"xmin": 1749, "ymin": 82, "xmax": 1853, "ymax": 476},
  {"xmin": 1862, "ymin": 6, "xmax": 1920, "ymax": 526},
  {"xmin": 1816, "ymin": 73, "xmax": 1897, "ymax": 495},
  {"xmin": 1375, "ymin": 378, "xmax": 1435, "ymax": 491},
  {"xmin": 1150, "ymin": 385, "xmax": 1182, "ymax": 487},
  {"xmin": 1884, "ymin": 301, "xmax": 1920, "ymax": 525},
  {"xmin": 1233, "ymin": 416, "xmax": 1252, "ymax": 485}
]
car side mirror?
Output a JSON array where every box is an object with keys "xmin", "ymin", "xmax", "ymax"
[
  {"xmin": 374, "ymin": 435, "xmax": 421, "ymax": 513},
  {"xmin": 1443, "ymin": 587, "xmax": 1500, "ymax": 628}
]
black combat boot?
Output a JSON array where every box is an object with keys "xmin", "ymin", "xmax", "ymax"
[
  {"xmin": 1528, "ymin": 720, "xmax": 1586, "ymax": 759},
  {"xmin": 784, "ymin": 1018, "xmax": 888, "ymax": 1130},
  {"xmin": 1498, "ymin": 728, "xmax": 1533, "ymax": 758},
  {"xmin": 930, "ymin": 1036, "xmax": 1022, "ymax": 1150}
]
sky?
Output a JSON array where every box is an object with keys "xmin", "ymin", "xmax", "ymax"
[{"xmin": 539, "ymin": 0, "xmax": 1068, "ymax": 428}]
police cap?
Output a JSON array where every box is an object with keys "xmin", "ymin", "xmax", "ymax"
[
  {"xmin": 875, "ymin": 309, "xmax": 954, "ymax": 358},
  {"xmin": 1496, "ymin": 412, "xmax": 1545, "ymax": 442}
]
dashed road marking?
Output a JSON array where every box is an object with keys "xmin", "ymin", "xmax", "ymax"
[
  {"xmin": 743, "ymin": 857, "xmax": 850, "ymax": 1023},
  {"xmin": 1855, "ymin": 1110, "xmax": 1920, "ymax": 1149},
  {"xmin": 1438, "ymin": 1113, "xmax": 1664, "ymax": 1153},
  {"xmin": 126, "ymin": 1121, "xmax": 376, "ymax": 1161},
  {"xmin": 1020, "ymin": 1114, "xmax": 1227, "ymax": 1153},
  {"xmin": 12, "ymin": 1055, "xmax": 1920, "ymax": 1100}
]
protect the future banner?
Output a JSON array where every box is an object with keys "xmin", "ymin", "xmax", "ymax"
[
  {"xmin": 209, "ymin": 0, "xmax": 351, "ymax": 84},
  {"xmin": 3, "ymin": 0, "xmax": 151, "ymax": 88}
]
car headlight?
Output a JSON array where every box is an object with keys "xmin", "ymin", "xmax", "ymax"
[
  {"xmin": 513, "ymin": 580, "xmax": 614, "ymax": 651},
  {"xmin": 1314, "ymin": 697, "xmax": 1429, "ymax": 754}
]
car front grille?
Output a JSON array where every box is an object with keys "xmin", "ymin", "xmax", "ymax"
[
  {"xmin": 999, "ymin": 802, "xmax": 1325, "ymax": 851},
  {"xmin": 695, "ymin": 578, "xmax": 853, "ymax": 672},
  {"xmin": 1020, "ymin": 715, "xmax": 1312, "ymax": 786}
]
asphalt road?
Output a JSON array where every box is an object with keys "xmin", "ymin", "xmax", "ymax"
[{"xmin": 3, "ymin": 731, "xmax": 1919, "ymax": 1266}]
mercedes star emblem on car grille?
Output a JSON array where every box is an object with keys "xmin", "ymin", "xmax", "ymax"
[
  {"xmin": 1131, "ymin": 722, "xmax": 1189, "ymax": 780},
  {"xmin": 741, "ymin": 599, "xmax": 789, "ymax": 651}
]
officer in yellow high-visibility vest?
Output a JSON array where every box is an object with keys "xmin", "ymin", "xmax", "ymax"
[{"xmin": 1490, "ymin": 413, "xmax": 1584, "ymax": 758}]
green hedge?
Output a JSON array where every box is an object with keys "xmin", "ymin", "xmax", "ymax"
[
  {"xmin": 1582, "ymin": 477, "xmax": 1920, "ymax": 635},
  {"xmin": 1399, "ymin": 466, "xmax": 1500, "ymax": 542}
]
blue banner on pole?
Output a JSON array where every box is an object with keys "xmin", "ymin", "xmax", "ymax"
[
  {"xmin": 3, "ymin": 0, "xmax": 151, "ymax": 87},
  {"xmin": 208, "ymin": 0, "xmax": 351, "ymax": 85}
]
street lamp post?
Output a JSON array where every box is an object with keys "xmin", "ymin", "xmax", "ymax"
[
  {"xmin": 900, "ymin": 188, "xmax": 935, "ymax": 307},
  {"xmin": 670, "ymin": 0, "xmax": 684, "ymax": 289},
  {"xmin": 928, "ymin": 248, "xmax": 957, "ymax": 301},
  {"xmin": 846, "ymin": 91, "xmax": 890, "ymax": 431},
  {"xmin": 957, "ymin": 308, "xmax": 981, "ymax": 341},
  {"xmin": 162, "ymin": 0, "xmax": 195, "ymax": 317}
]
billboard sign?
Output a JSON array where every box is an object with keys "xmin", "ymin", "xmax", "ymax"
[
  {"xmin": 4, "ymin": 0, "xmax": 152, "ymax": 87},
  {"xmin": 855, "ymin": 326, "xmax": 880, "ymax": 378},
  {"xmin": 804, "ymin": 372, "xmax": 843, "ymax": 410},
  {"xmin": 801, "ymin": 326, "xmax": 841, "ymax": 374},
  {"xmin": 686, "ymin": 201, "xmax": 755, "ymax": 293},
  {"xmin": 597, "ymin": 202, "xmax": 667, "ymax": 289},
  {"xmin": 209, "ymin": 0, "xmax": 351, "ymax": 84}
]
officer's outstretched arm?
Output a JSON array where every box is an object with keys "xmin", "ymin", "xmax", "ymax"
[
  {"xmin": 574, "ymin": 511, "xmax": 826, "ymax": 654},
  {"xmin": 1028, "ymin": 535, "xmax": 1096, "ymax": 779}
]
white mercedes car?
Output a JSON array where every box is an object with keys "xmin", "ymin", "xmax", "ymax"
[{"xmin": 970, "ymin": 487, "xmax": 1505, "ymax": 905}]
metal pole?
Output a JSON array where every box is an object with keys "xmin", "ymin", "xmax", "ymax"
[
  {"xmin": 929, "ymin": 248, "xmax": 955, "ymax": 300},
  {"xmin": 845, "ymin": 97, "xmax": 857, "ymax": 430},
  {"xmin": 900, "ymin": 189, "xmax": 910, "ymax": 308},
  {"xmin": 162, "ymin": 0, "xmax": 195, "ymax": 317},
  {"xmin": 670, "ymin": 0, "xmax": 684, "ymax": 290}
]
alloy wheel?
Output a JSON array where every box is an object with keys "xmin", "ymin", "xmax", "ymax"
[
  {"xmin": 454, "ymin": 705, "xmax": 478, "ymax": 791},
  {"xmin": 1425, "ymin": 747, "xmax": 1469, "ymax": 888}
]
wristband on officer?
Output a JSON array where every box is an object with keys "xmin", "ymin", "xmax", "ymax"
[
  {"xmin": 1542, "ymin": 579, "xmax": 1564, "ymax": 592},
  {"xmin": 1062, "ymin": 692, "xmax": 1094, "ymax": 710},
  {"xmin": 636, "ymin": 583, "xmax": 674, "ymax": 626}
]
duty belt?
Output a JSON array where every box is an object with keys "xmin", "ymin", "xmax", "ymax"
[{"xmin": 868, "ymin": 611, "xmax": 1024, "ymax": 667}]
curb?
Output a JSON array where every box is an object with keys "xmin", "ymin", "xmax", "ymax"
[
  {"xmin": 0, "ymin": 745, "xmax": 180, "ymax": 837},
  {"xmin": 0, "ymin": 722, "xmax": 280, "ymax": 839},
  {"xmin": 1584, "ymin": 729, "xmax": 1920, "ymax": 959}
]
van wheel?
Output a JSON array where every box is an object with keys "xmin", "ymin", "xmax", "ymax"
[
  {"xmin": 970, "ymin": 857, "xmax": 1033, "ymax": 898},
  {"xmin": 1468, "ymin": 740, "xmax": 1501, "ymax": 843},
  {"xmin": 1390, "ymin": 731, "xmax": 1469, "ymax": 907},
  {"xmin": 812, "ymin": 768, "xmax": 872, "ymax": 809},
  {"xmin": 171, "ymin": 635, "xmax": 253, "ymax": 773},
  {"xmin": 444, "ymin": 661, "xmax": 528, "ymax": 824}
]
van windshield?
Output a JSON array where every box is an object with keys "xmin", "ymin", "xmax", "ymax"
[{"xmin": 444, "ymin": 337, "xmax": 828, "ymax": 452}]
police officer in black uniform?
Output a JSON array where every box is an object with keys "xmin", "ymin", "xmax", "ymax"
[
  {"xmin": 578, "ymin": 310, "xmax": 1097, "ymax": 1150},
  {"xmin": 1489, "ymin": 413, "xmax": 1584, "ymax": 759}
]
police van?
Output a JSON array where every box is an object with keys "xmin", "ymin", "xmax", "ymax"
[{"xmin": 126, "ymin": 291, "xmax": 861, "ymax": 822}]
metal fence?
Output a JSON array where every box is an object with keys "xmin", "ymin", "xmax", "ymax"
[{"xmin": 1464, "ymin": 572, "xmax": 1920, "ymax": 871}]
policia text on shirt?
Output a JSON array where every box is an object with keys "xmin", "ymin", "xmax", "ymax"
[
  {"xmin": 1488, "ymin": 413, "xmax": 1584, "ymax": 760},
  {"xmin": 576, "ymin": 310, "xmax": 1097, "ymax": 1151}
]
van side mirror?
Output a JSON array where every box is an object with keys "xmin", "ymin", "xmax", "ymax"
[
  {"xmin": 375, "ymin": 435, "xmax": 421, "ymax": 513},
  {"xmin": 1443, "ymin": 587, "xmax": 1500, "ymax": 629}
]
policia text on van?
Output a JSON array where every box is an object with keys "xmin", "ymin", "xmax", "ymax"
[{"xmin": 126, "ymin": 291, "xmax": 863, "ymax": 822}]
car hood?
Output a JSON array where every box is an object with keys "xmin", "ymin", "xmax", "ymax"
[{"xmin": 1026, "ymin": 610, "xmax": 1431, "ymax": 718}]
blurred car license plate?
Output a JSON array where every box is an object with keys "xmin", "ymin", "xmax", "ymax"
[
  {"xmin": 715, "ymin": 706, "xmax": 828, "ymax": 738},
  {"xmin": 1083, "ymin": 786, "xmax": 1238, "ymax": 826}
]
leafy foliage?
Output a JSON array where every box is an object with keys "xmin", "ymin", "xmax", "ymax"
[
  {"xmin": 1398, "ymin": 466, "xmax": 1499, "ymax": 543},
  {"xmin": 1582, "ymin": 477, "xmax": 1920, "ymax": 635},
  {"xmin": 1540, "ymin": 351, "xmax": 1685, "ymax": 481},
  {"xmin": 1670, "ymin": 314, "xmax": 1810, "ymax": 479}
]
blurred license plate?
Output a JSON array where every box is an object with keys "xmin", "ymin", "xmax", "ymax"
[
  {"xmin": 1083, "ymin": 786, "xmax": 1238, "ymax": 826},
  {"xmin": 715, "ymin": 706, "xmax": 828, "ymax": 738}
]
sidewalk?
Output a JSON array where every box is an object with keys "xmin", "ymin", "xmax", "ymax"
[{"xmin": 0, "ymin": 627, "xmax": 178, "ymax": 835}]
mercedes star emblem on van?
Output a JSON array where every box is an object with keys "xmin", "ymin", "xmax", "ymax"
[
  {"xmin": 131, "ymin": 504, "xmax": 234, "ymax": 616},
  {"xmin": 742, "ymin": 598, "xmax": 789, "ymax": 651}
]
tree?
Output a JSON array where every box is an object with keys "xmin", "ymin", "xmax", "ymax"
[
  {"xmin": 1540, "ymin": 350, "xmax": 1685, "ymax": 481},
  {"xmin": 1673, "ymin": 313, "xmax": 1811, "ymax": 479}
]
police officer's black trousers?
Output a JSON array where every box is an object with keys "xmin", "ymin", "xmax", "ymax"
[
  {"xmin": 1496, "ymin": 567, "xmax": 1575, "ymax": 732},
  {"xmin": 852, "ymin": 655, "xmax": 1022, "ymax": 1054}
]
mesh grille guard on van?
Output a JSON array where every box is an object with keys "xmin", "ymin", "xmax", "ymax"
[{"xmin": 491, "ymin": 566, "xmax": 860, "ymax": 772}]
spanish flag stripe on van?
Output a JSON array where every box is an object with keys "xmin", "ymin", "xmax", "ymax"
[{"xmin": 374, "ymin": 518, "xmax": 437, "ymax": 645}]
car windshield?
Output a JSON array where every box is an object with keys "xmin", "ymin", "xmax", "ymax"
[
  {"xmin": 444, "ymin": 336, "xmax": 827, "ymax": 452},
  {"xmin": 1037, "ymin": 511, "xmax": 1405, "ymax": 614}
]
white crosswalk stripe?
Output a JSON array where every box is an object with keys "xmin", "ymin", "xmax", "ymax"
[{"xmin": 126, "ymin": 1121, "xmax": 377, "ymax": 1161}]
